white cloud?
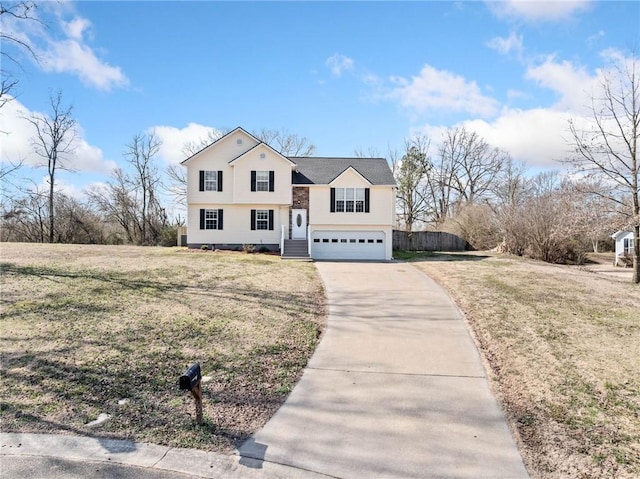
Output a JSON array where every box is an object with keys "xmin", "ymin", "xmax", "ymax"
[
  {"xmin": 413, "ymin": 107, "xmax": 573, "ymax": 169},
  {"xmin": 486, "ymin": 0, "xmax": 592, "ymax": 22},
  {"xmin": 325, "ymin": 53, "xmax": 354, "ymax": 77},
  {"xmin": 463, "ymin": 108, "xmax": 574, "ymax": 167},
  {"xmin": 1, "ymin": 4, "xmax": 128, "ymax": 91},
  {"xmin": 507, "ymin": 89, "xmax": 527, "ymax": 100},
  {"xmin": 33, "ymin": 175, "xmax": 88, "ymax": 199},
  {"xmin": 525, "ymin": 56, "xmax": 596, "ymax": 112},
  {"xmin": 152, "ymin": 123, "xmax": 223, "ymax": 165},
  {"xmin": 487, "ymin": 31, "xmax": 524, "ymax": 59},
  {"xmin": 0, "ymin": 97, "xmax": 115, "ymax": 174},
  {"xmin": 38, "ymin": 13, "xmax": 128, "ymax": 91},
  {"xmin": 389, "ymin": 64, "xmax": 499, "ymax": 117},
  {"xmin": 39, "ymin": 38, "xmax": 128, "ymax": 91},
  {"xmin": 63, "ymin": 17, "xmax": 92, "ymax": 41}
]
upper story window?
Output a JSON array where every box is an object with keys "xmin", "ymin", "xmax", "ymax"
[
  {"xmin": 199, "ymin": 171, "xmax": 222, "ymax": 192},
  {"xmin": 256, "ymin": 171, "xmax": 269, "ymax": 191},
  {"xmin": 204, "ymin": 171, "xmax": 217, "ymax": 191},
  {"xmin": 332, "ymin": 188, "xmax": 369, "ymax": 213},
  {"xmin": 251, "ymin": 170, "xmax": 275, "ymax": 192}
]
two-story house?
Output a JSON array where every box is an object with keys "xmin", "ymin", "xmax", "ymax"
[{"xmin": 182, "ymin": 127, "xmax": 396, "ymax": 260}]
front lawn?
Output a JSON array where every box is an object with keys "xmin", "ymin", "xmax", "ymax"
[{"xmin": 0, "ymin": 243, "xmax": 325, "ymax": 451}]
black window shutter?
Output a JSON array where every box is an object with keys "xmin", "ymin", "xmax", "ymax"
[
  {"xmin": 250, "ymin": 209, "xmax": 256, "ymax": 230},
  {"xmin": 268, "ymin": 210, "xmax": 274, "ymax": 230},
  {"xmin": 269, "ymin": 171, "xmax": 275, "ymax": 192},
  {"xmin": 251, "ymin": 171, "xmax": 256, "ymax": 192},
  {"xmin": 330, "ymin": 188, "xmax": 336, "ymax": 212},
  {"xmin": 218, "ymin": 209, "xmax": 223, "ymax": 230},
  {"xmin": 199, "ymin": 209, "xmax": 205, "ymax": 229},
  {"xmin": 199, "ymin": 171, "xmax": 204, "ymax": 191},
  {"xmin": 365, "ymin": 188, "xmax": 370, "ymax": 213},
  {"xmin": 217, "ymin": 171, "xmax": 223, "ymax": 192}
]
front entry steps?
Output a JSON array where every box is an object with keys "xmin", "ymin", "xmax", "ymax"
[{"xmin": 282, "ymin": 239, "xmax": 311, "ymax": 260}]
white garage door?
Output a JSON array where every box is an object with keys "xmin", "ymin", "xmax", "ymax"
[{"xmin": 311, "ymin": 230, "xmax": 386, "ymax": 260}]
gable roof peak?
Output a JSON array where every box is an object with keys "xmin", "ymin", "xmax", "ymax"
[
  {"xmin": 228, "ymin": 141, "xmax": 296, "ymax": 167},
  {"xmin": 180, "ymin": 126, "xmax": 261, "ymax": 165}
]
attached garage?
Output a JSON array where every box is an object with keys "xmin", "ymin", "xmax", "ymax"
[{"xmin": 311, "ymin": 230, "xmax": 386, "ymax": 260}]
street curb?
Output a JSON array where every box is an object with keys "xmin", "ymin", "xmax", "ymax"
[{"xmin": 0, "ymin": 433, "xmax": 334, "ymax": 479}]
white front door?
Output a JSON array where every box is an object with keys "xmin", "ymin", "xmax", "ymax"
[{"xmin": 291, "ymin": 209, "xmax": 307, "ymax": 239}]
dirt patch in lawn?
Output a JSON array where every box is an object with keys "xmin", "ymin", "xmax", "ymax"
[
  {"xmin": 402, "ymin": 251, "xmax": 639, "ymax": 479},
  {"xmin": 0, "ymin": 243, "xmax": 325, "ymax": 452}
]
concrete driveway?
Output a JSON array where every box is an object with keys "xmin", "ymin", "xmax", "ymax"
[{"xmin": 239, "ymin": 261, "xmax": 529, "ymax": 478}]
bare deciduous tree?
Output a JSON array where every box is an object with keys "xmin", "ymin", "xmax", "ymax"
[
  {"xmin": 165, "ymin": 163, "xmax": 187, "ymax": 207},
  {"xmin": 124, "ymin": 131, "xmax": 165, "ymax": 245},
  {"xmin": 0, "ymin": 158, "xmax": 23, "ymax": 182},
  {"xmin": 568, "ymin": 54, "xmax": 639, "ymax": 282},
  {"xmin": 24, "ymin": 90, "xmax": 76, "ymax": 243},
  {"xmin": 492, "ymin": 157, "xmax": 530, "ymax": 208},
  {"xmin": 440, "ymin": 126, "xmax": 508, "ymax": 205},
  {"xmin": 88, "ymin": 168, "xmax": 138, "ymax": 244},
  {"xmin": 0, "ymin": 1, "xmax": 41, "ymax": 108},
  {"xmin": 253, "ymin": 127, "xmax": 315, "ymax": 156},
  {"xmin": 182, "ymin": 128, "xmax": 222, "ymax": 157},
  {"xmin": 1, "ymin": 181, "xmax": 47, "ymax": 242}
]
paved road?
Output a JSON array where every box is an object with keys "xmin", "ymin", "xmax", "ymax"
[{"xmin": 1, "ymin": 261, "xmax": 529, "ymax": 478}]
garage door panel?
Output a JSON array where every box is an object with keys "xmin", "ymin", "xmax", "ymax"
[{"xmin": 311, "ymin": 231, "xmax": 385, "ymax": 260}]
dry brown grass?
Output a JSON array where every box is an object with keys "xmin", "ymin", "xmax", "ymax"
[
  {"xmin": 0, "ymin": 243, "xmax": 325, "ymax": 451},
  {"xmin": 398, "ymin": 251, "xmax": 640, "ymax": 478}
]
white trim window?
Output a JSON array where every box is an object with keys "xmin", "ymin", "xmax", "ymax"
[
  {"xmin": 624, "ymin": 237, "xmax": 634, "ymax": 254},
  {"xmin": 256, "ymin": 171, "xmax": 269, "ymax": 191},
  {"xmin": 256, "ymin": 209, "xmax": 269, "ymax": 230},
  {"xmin": 200, "ymin": 208, "xmax": 223, "ymax": 230},
  {"xmin": 199, "ymin": 170, "xmax": 222, "ymax": 192},
  {"xmin": 204, "ymin": 171, "xmax": 218, "ymax": 191},
  {"xmin": 204, "ymin": 209, "xmax": 218, "ymax": 229},
  {"xmin": 335, "ymin": 188, "xmax": 365, "ymax": 212}
]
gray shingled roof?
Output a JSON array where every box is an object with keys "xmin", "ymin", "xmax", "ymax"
[{"xmin": 291, "ymin": 157, "xmax": 396, "ymax": 186}]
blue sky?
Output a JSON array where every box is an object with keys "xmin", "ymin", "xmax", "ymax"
[{"xmin": 1, "ymin": 0, "xmax": 639, "ymax": 212}]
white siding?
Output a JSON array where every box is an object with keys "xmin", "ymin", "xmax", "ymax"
[
  {"xmin": 231, "ymin": 144, "xmax": 293, "ymax": 205},
  {"xmin": 185, "ymin": 130, "xmax": 259, "ymax": 205},
  {"xmin": 309, "ymin": 186, "xmax": 395, "ymax": 227},
  {"xmin": 187, "ymin": 204, "xmax": 288, "ymax": 246}
]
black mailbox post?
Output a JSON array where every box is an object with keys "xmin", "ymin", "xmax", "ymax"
[
  {"xmin": 179, "ymin": 363, "xmax": 201, "ymax": 391},
  {"xmin": 179, "ymin": 362, "xmax": 203, "ymax": 425}
]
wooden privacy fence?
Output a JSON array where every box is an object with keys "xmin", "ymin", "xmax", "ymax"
[{"xmin": 392, "ymin": 230, "xmax": 468, "ymax": 251}]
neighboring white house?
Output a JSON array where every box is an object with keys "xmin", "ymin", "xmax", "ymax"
[
  {"xmin": 611, "ymin": 230, "xmax": 634, "ymax": 266},
  {"xmin": 181, "ymin": 127, "xmax": 397, "ymax": 260}
]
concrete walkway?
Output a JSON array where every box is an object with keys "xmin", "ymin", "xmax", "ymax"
[
  {"xmin": 239, "ymin": 261, "xmax": 529, "ymax": 478},
  {"xmin": 1, "ymin": 261, "xmax": 529, "ymax": 478}
]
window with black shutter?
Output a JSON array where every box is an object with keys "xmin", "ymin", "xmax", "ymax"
[
  {"xmin": 199, "ymin": 208, "xmax": 222, "ymax": 229},
  {"xmin": 199, "ymin": 170, "xmax": 222, "ymax": 192}
]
